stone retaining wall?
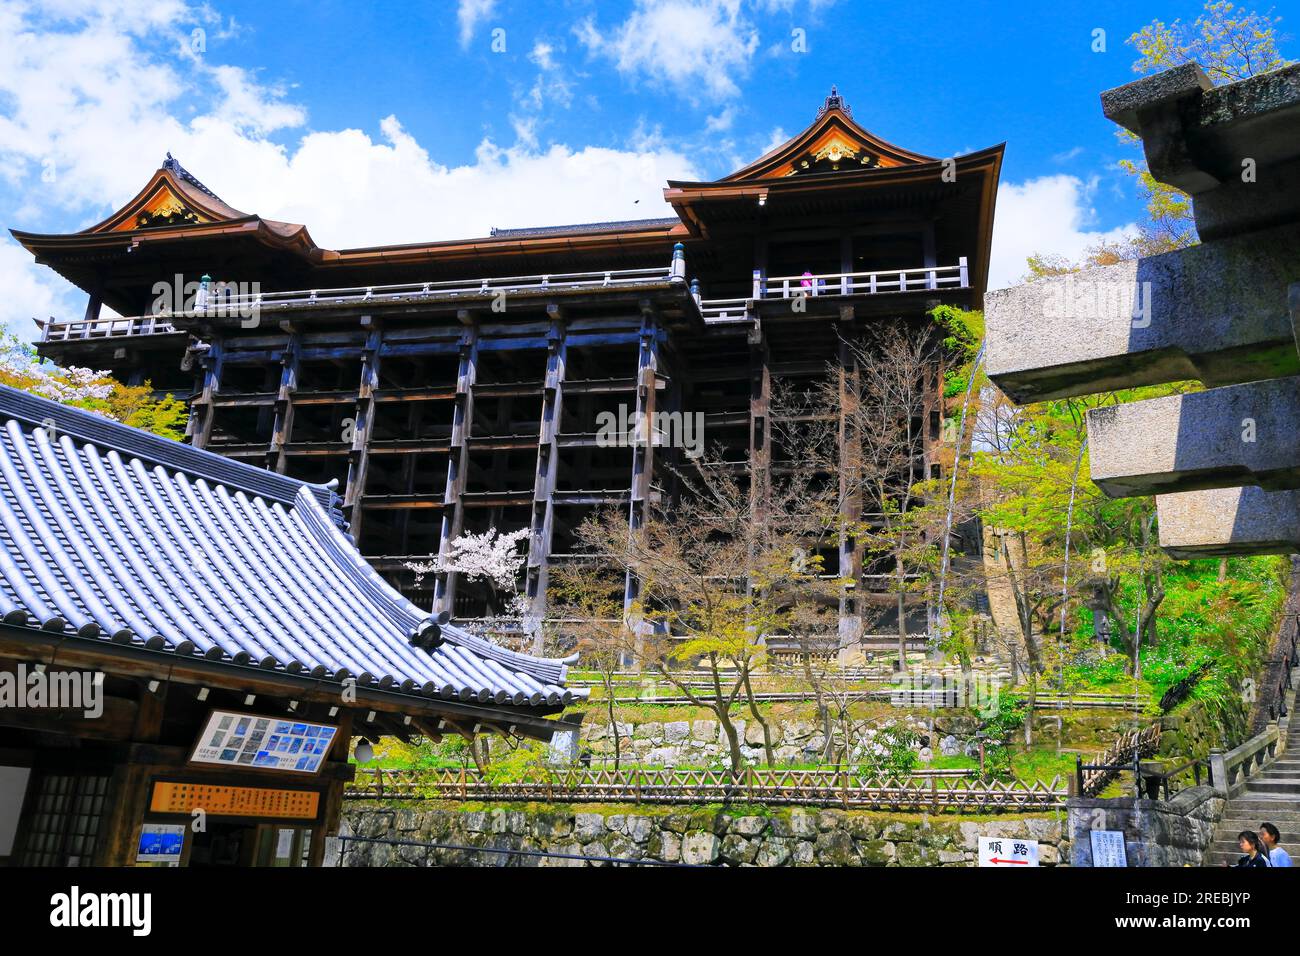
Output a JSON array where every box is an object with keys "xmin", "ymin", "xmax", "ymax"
[
  {"xmin": 332, "ymin": 803, "xmax": 1068, "ymax": 867},
  {"xmin": 1066, "ymin": 787, "xmax": 1224, "ymax": 867}
]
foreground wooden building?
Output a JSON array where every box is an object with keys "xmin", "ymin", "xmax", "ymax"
[
  {"xmin": 17, "ymin": 88, "xmax": 1003, "ymax": 656},
  {"xmin": 0, "ymin": 384, "xmax": 581, "ymax": 866}
]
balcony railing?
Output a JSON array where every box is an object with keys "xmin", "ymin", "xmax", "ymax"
[
  {"xmin": 698, "ymin": 258, "xmax": 969, "ymax": 324},
  {"xmin": 38, "ymin": 257, "xmax": 688, "ymax": 343},
  {"xmin": 39, "ymin": 314, "xmax": 179, "ymax": 343},
  {"xmin": 193, "ymin": 265, "xmax": 679, "ymax": 315}
]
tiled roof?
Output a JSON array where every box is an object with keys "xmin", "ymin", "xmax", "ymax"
[{"xmin": 0, "ymin": 384, "xmax": 582, "ymax": 709}]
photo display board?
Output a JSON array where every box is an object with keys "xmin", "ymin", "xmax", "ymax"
[{"xmin": 191, "ymin": 710, "xmax": 338, "ymax": 774}]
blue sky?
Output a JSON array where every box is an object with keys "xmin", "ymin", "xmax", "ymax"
[{"xmin": 0, "ymin": 0, "xmax": 1295, "ymax": 335}]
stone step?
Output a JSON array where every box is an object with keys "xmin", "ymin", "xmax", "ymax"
[
  {"xmin": 1221, "ymin": 799, "xmax": 1300, "ymax": 815},
  {"xmin": 1245, "ymin": 780, "xmax": 1300, "ymax": 794},
  {"xmin": 1218, "ymin": 815, "xmax": 1300, "ymax": 830}
]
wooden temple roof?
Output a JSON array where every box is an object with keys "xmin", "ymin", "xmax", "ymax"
[
  {"xmin": 0, "ymin": 384, "xmax": 583, "ymax": 727},
  {"xmin": 10, "ymin": 87, "xmax": 1002, "ymax": 311}
]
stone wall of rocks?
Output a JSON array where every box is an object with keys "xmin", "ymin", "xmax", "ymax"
[
  {"xmin": 1159, "ymin": 700, "xmax": 1247, "ymax": 763},
  {"xmin": 568, "ymin": 713, "xmax": 970, "ymax": 767},
  {"xmin": 550, "ymin": 707, "xmax": 1138, "ymax": 769},
  {"xmin": 332, "ymin": 803, "xmax": 1068, "ymax": 867},
  {"xmin": 1066, "ymin": 787, "xmax": 1225, "ymax": 867}
]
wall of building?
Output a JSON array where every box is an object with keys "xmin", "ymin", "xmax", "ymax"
[{"xmin": 332, "ymin": 803, "xmax": 1068, "ymax": 867}]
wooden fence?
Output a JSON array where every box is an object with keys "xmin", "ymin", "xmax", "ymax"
[
  {"xmin": 1077, "ymin": 724, "xmax": 1163, "ymax": 797},
  {"xmin": 344, "ymin": 766, "xmax": 1067, "ymax": 812}
]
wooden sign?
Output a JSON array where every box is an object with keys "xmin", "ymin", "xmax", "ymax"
[{"xmin": 150, "ymin": 782, "xmax": 319, "ymax": 820}]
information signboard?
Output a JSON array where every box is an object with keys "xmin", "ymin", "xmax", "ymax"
[
  {"xmin": 191, "ymin": 710, "xmax": 338, "ymax": 774},
  {"xmin": 1089, "ymin": 829, "xmax": 1129, "ymax": 867}
]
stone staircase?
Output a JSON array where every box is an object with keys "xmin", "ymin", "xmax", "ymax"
[{"xmin": 1203, "ymin": 672, "xmax": 1299, "ymax": 866}]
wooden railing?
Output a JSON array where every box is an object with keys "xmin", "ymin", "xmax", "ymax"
[
  {"xmin": 39, "ymin": 314, "xmax": 179, "ymax": 343},
  {"xmin": 38, "ymin": 264, "xmax": 679, "ymax": 341},
  {"xmin": 1076, "ymin": 723, "xmax": 1163, "ymax": 797},
  {"xmin": 758, "ymin": 259, "xmax": 969, "ymax": 300},
  {"xmin": 345, "ymin": 766, "xmax": 1066, "ymax": 812},
  {"xmin": 697, "ymin": 259, "xmax": 969, "ymax": 323}
]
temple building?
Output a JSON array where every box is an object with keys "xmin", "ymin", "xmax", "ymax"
[
  {"xmin": 0, "ymin": 382, "xmax": 581, "ymax": 866},
  {"xmin": 15, "ymin": 88, "xmax": 1003, "ymax": 657}
]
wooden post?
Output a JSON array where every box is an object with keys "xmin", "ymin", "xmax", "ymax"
[
  {"xmin": 268, "ymin": 324, "xmax": 301, "ymax": 474},
  {"xmin": 189, "ymin": 337, "xmax": 224, "ymax": 449},
  {"xmin": 623, "ymin": 306, "xmax": 659, "ymax": 620},
  {"xmin": 748, "ymin": 327, "xmax": 771, "ymax": 529},
  {"xmin": 526, "ymin": 309, "xmax": 566, "ymax": 652},
  {"xmin": 837, "ymin": 330, "xmax": 864, "ymax": 658},
  {"xmin": 434, "ymin": 315, "xmax": 479, "ymax": 619},
  {"xmin": 344, "ymin": 320, "xmax": 382, "ymax": 539}
]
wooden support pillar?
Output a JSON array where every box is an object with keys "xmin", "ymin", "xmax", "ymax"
[
  {"xmin": 268, "ymin": 324, "xmax": 301, "ymax": 475},
  {"xmin": 748, "ymin": 325, "xmax": 771, "ymax": 529},
  {"xmin": 433, "ymin": 314, "xmax": 479, "ymax": 618},
  {"xmin": 344, "ymin": 318, "xmax": 382, "ymax": 539},
  {"xmin": 93, "ymin": 763, "xmax": 152, "ymax": 866},
  {"xmin": 526, "ymin": 308, "xmax": 566, "ymax": 652},
  {"xmin": 83, "ymin": 292, "xmax": 103, "ymax": 324},
  {"xmin": 623, "ymin": 305, "xmax": 659, "ymax": 620},
  {"xmin": 837, "ymin": 328, "xmax": 864, "ymax": 657},
  {"xmin": 188, "ymin": 337, "xmax": 224, "ymax": 449}
]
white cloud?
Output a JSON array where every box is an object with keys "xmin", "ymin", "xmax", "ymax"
[
  {"xmin": 0, "ymin": 239, "xmax": 83, "ymax": 338},
  {"xmin": 457, "ymin": 0, "xmax": 497, "ymax": 49},
  {"xmin": 0, "ymin": 1, "xmax": 700, "ymax": 337},
  {"xmin": 577, "ymin": 0, "xmax": 760, "ymax": 101},
  {"xmin": 988, "ymin": 175, "xmax": 1138, "ymax": 291}
]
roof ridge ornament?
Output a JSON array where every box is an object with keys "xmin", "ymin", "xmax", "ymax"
[
  {"xmin": 161, "ymin": 151, "xmax": 225, "ymax": 203},
  {"xmin": 817, "ymin": 85, "xmax": 852, "ymax": 118}
]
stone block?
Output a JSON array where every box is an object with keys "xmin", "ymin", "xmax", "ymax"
[
  {"xmin": 663, "ymin": 720, "xmax": 690, "ymax": 742},
  {"xmin": 1087, "ymin": 376, "xmax": 1300, "ymax": 497},
  {"xmin": 1156, "ymin": 486, "xmax": 1300, "ymax": 557},
  {"xmin": 681, "ymin": 831, "xmax": 720, "ymax": 865},
  {"xmin": 985, "ymin": 225, "xmax": 1300, "ymax": 404},
  {"xmin": 573, "ymin": 813, "xmax": 606, "ymax": 843}
]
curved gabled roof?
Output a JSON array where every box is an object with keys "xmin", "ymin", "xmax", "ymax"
[
  {"xmin": 720, "ymin": 86, "xmax": 937, "ymax": 181},
  {"xmin": 0, "ymin": 384, "xmax": 582, "ymax": 710}
]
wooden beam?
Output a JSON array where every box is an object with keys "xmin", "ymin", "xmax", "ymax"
[
  {"xmin": 188, "ymin": 337, "xmax": 223, "ymax": 449},
  {"xmin": 343, "ymin": 320, "xmax": 382, "ymax": 538},
  {"xmin": 525, "ymin": 311, "xmax": 566, "ymax": 651},
  {"xmin": 624, "ymin": 305, "xmax": 660, "ymax": 618},
  {"xmin": 268, "ymin": 325, "xmax": 301, "ymax": 474},
  {"xmin": 433, "ymin": 323, "xmax": 479, "ymax": 618}
]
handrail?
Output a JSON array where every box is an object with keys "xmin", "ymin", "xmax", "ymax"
[
  {"xmin": 760, "ymin": 258, "xmax": 968, "ymax": 299},
  {"xmin": 39, "ymin": 265, "xmax": 678, "ymax": 341},
  {"xmin": 698, "ymin": 258, "xmax": 970, "ymax": 324},
  {"xmin": 40, "ymin": 314, "xmax": 179, "ymax": 343},
  {"xmin": 1210, "ymin": 725, "xmax": 1281, "ymax": 799}
]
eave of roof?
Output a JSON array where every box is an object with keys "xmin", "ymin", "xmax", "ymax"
[{"xmin": 0, "ymin": 384, "xmax": 584, "ymax": 717}]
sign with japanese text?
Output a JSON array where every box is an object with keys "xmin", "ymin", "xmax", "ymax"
[{"xmin": 978, "ymin": 836, "xmax": 1039, "ymax": 867}]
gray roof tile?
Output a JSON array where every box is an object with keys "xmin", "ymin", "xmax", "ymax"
[{"xmin": 0, "ymin": 384, "xmax": 583, "ymax": 709}]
